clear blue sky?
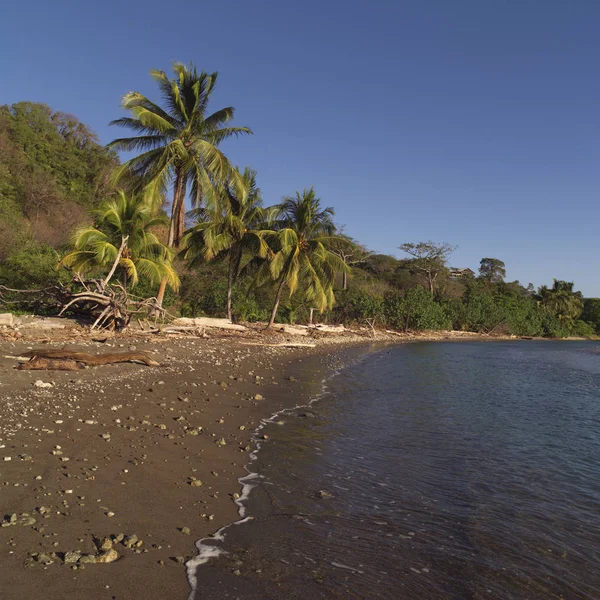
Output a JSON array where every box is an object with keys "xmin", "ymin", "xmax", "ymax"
[{"xmin": 1, "ymin": 1, "xmax": 599, "ymax": 294}]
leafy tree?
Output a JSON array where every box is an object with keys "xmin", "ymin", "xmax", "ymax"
[
  {"xmin": 537, "ymin": 280, "xmax": 583, "ymax": 329},
  {"xmin": 61, "ymin": 191, "xmax": 179, "ymax": 291},
  {"xmin": 479, "ymin": 257, "xmax": 506, "ymax": 283},
  {"xmin": 108, "ymin": 62, "xmax": 252, "ymax": 304},
  {"xmin": 180, "ymin": 167, "xmax": 269, "ymax": 320},
  {"xmin": 331, "ymin": 288, "xmax": 383, "ymax": 324},
  {"xmin": 581, "ymin": 299, "xmax": 600, "ymax": 333},
  {"xmin": 260, "ymin": 188, "xmax": 347, "ymax": 328},
  {"xmin": 398, "ymin": 241, "xmax": 456, "ymax": 295}
]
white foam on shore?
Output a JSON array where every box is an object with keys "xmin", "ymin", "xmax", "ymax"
[{"xmin": 185, "ymin": 349, "xmax": 375, "ymax": 600}]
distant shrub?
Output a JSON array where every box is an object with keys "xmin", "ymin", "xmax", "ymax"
[
  {"xmin": 331, "ymin": 289, "xmax": 383, "ymax": 324},
  {"xmin": 571, "ymin": 320, "xmax": 597, "ymax": 338},
  {"xmin": 383, "ymin": 287, "xmax": 451, "ymax": 331}
]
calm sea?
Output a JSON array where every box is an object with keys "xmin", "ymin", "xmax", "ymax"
[{"xmin": 190, "ymin": 341, "xmax": 600, "ymax": 599}]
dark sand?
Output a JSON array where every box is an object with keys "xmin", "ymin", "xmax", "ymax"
[{"xmin": 0, "ymin": 332, "xmax": 354, "ymax": 600}]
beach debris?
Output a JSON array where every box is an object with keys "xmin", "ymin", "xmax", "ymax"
[
  {"xmin": 0, "ymin": 313, "xmax": 14, "ymax": 327},
  {"xmin": 179, "ymin": 527, "xmax": 191, "ymax": 535},
  {"xmin": 254, "ymin": 394, "xmax": 264, "ymax": 401},
  {"xmin": 171, "ymin": 317, "xmax": 246, "ymax": 332},
  {"xmin": 33, "ymin": 380, "xmax": 54, "ymax": 388},
  {"xmin": 17, "ymin": 349, "xmax": 160, "ymax": 370},
  {"xmin": 215, "ymin": 437, "xmax": 227, "ymax": 446}
]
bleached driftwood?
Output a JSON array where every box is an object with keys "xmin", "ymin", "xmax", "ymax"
[
  {"xmin": 312, "ymin": 324, "xmax": 346, "ymax": 333},
  {"xmin": 172, "ymin": 317, "xmax": 246, "ymax": 332},
  {"xmin": 275, "ymin": 324, "xmax": 309, "ymax": 336}
]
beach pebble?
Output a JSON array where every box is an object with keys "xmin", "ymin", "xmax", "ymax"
[
  {"xmin": 34, "ymin": 380, "xmax": 53, "ymax": 389},
  {"xmin": 97, "ymin": 549, "xmax": 119, "ymax": 563},
  {"xmin": 63, "ymin": 551, "xmax": 81, "ymax": 564},
  {"xmin": 179, "ymin": 527, "xmax": 191, "ymax": 535}
]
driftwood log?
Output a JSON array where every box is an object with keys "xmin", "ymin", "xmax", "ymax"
[{"xmin": 17, "ymin": 349, "xmax": 160, "ymax": 370}]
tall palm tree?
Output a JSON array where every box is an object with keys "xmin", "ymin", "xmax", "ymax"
[
  {"xmin": 260, "ymin": 188, "xmax": 348, "ymax": 328},
  {"xmin": 180, "ymin": 167, "xmax": 270, "ymax": 320},
  {"xmin": 537, "ymin": 279, "xmax": 583, "ymax": 328},
  {"xmin": 108, "ymin": 61, "xmax": 252, "ymax": 304},
  {"xmin": 61, "ymin": 191, "xmax": 179, "ymax": 292}
]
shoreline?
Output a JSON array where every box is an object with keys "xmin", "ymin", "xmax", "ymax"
[
  {"xmin": 185, "ymin": 341, "xmax": 381, "ymax": 599},
  {"xmin": 0, "ymin": 323, "xmax": 592, "ymax": 599},
  {"xmin": 0, "ymin": 330, "xmax": 374, "ymax": 600}
]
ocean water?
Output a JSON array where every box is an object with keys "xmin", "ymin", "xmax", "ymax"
[{"xmin": 189, "ymin": 341, "xmax": 600, "ymax": 599}]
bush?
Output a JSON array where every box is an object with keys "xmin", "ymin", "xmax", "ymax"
[
  {"xmin": 383, "ymin": 287, "xmax": 451, "ymax": 331},
  {"xmin": 331, "ymin": 289, "xmax": 383, "ymax": 324},
  {"xmin": 0, "ymin": 242, "xmax": 63, "ymax": 289},
  {"xmin": 571, "ymin": 320, "xmax": 597, "ymax": 338}
]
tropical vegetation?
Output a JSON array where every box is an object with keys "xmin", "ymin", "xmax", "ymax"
[{"xmin": 0, "ymin": 62, "xmax": 598, "ymax": 338}]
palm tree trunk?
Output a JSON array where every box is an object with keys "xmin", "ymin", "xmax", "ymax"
[
  {"xmin": 267, "ymin": 279, "xmax": 286, "ymax": 329},
  {"xmin": 342, "ymin": 270, "xmax": 348, "ymax": 290},
  {"xmin": 226, "ymin": 253, "xmax": 235, "ymax": 322},
  {"xmin": 157, "ymin": 169, "xmax": 186, "ymax": 307}
]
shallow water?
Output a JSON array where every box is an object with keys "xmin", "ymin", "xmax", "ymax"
[{"xmin": 191, "ymin": 341, "xmax": 600, "ymax": 599}]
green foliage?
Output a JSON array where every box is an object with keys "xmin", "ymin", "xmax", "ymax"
[
  {"xmin": 479, "ymin": 257, "xmax": 506, "ymax": 283},
  {"xmin": 109, "ymin": 62, "xmax": 252, "ymax": 249},
  {"xmin": 260, "ymin": 188, "xmax": 348, "ymax": 326},
  {"xmin": 178, "ymin": 275, "xmax": 268, "ymax": 322},
  {"xmin": 61, "ymin": 191, "xmax": 179, "ymax": 291},
  {"xmin": 0, "ymin": 242, "xmax": 64, "ymax": 289},
  {"xmin": 582, "ymin": 298, "xmax": 600, "ymax": 333},
  {"xmin": 537, "ymin": 279, "xmax": 583, "ymax": 328},
  {"xmin": 571, "ymin": 320, "xmax": 597, "ymax": 338},
  {"xmin": 331, "ymin": 289, "xmax": 383, "ymax": 323},
  {"xmin": 383, "ymin": 287, "xmax": 451, "ymax": 331}
]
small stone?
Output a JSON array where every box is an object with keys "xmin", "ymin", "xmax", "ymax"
[
  {"xmin": 254, "ymin": 394, "xmax": 264, "ymax": 401},
  {"xmin": 78, "ymin": 554, "xmax": 97, "ymax": 564},
  {"xmin": 190, "ymin": 480, "xmax": 203, "ymax": 487},
  {"xmin": 123, "ymin": 534, "xmax": 138, "ymax": 548},
  {"xmin": 63, "ymin": 551, "xmax": 81, "ymax": 564},
  {"xmin": 215, "ymin": 438, "xmax": 227, "ymax": 447},
  {"xmin": 98, "ymin": 537, "xmax": 113, "ymax": 552},
  {"xmin": 179, "ymin": 527, "xmax": 191, "ymax": 535},
  {"xmin": 96, "ymin": 549, "xmax": 119, "ymax": 563},
  {"xmin": 174, "ymin": 556, "xmax": 186, "ymax": 564},
  {"xmin": 36, "ymin": 552, "xmax": 55, "ymax": 565},
  {"xmin": 34, "ymin": 380, "xmax": 53, "ymax": 389}
]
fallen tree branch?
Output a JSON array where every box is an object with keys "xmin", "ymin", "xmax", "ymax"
[{"xmin": 17, "ymin": 349, "xmax": 161, "ymax": 369}]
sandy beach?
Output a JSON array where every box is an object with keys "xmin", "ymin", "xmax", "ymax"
[
  {"xmin": 0, "ymin": 325, "xmax": 368, "ymax": 600},
  {"xmin": 0, "ymin": 320, "xmax": 526, "ymax": 600}
]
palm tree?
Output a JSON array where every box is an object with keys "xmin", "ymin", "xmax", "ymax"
[
  {"xmin": 108, "ymin": 61, "xmax": 252, "ymax": 304},
  {"xmin": 61, "ymin": 191, "xmax": 179, "ymax": 292},
  {"xmin": 180, "ymin": 168, "xmax": 270, "ymax": 320},
  {"xmin": 537, "ymin": 279, "xmax": 583, "ymax": 328},
  {"xmin": 261, "ymin": 188, "xmax": 348, "ymax": 328}
]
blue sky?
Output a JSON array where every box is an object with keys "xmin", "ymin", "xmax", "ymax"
[{"xmin": 1, "ymin": 0, "xmax": 599, "ymax": 294}]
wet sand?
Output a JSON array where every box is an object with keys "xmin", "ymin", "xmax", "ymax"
[{"xmin": 0, "ymin": 333, "xmax": 355, "ymax": 600}]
